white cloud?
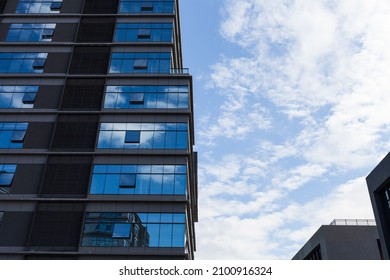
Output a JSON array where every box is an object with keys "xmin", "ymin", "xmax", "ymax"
[
  {"xmin": 194, "ymin": 0, "xmax": 390, "ymax": 259},
  {"xmin": 196, "ymin": 174, "xmax": 374, "ymax": 259}
]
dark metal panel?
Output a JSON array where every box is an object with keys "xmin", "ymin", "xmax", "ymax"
[
  {"xmin": 40, "ymin": 155, "xmax": 92, "ymax": 197},
  {"xmin": 44, "ymin": 53, "xmax": 71, "ymax": 74},
  {"xmin": 23, "ymin": 122, "xmax": 54, "ymax": 149},
  {"xmin": 68, "ymin": 46, "xmax": 110, "ymax": 75},
  {"xmin": 51, "ymin": 114, "xmax": 99, "ymax": 151},
  {"xmin": 1, "ymin": 0, "xmax": 14, "ymax": 13},
  {"xmin": 28, "ymin": 202, "xmax": 85, "ymax": 251},
  {"xmin": 12, "ymin": 164, "xmax": 45, "ymax": 194},
  {"xmin": 34, "ymin": 85, "xmax": 63, "ymax": 109},
  {"xmin": 61, "ymin": 78, "xmax": 105, "ymax": 110},
  {"xmin": 0, "ymin": 23, "xmax": 9, "ymax": 41},
  {"xmin": 60, "ymin": 0, "xmax": 83, "ymax": 13},
  {"xmin": 82, "ymin": 0, "xmax": 119, "ymax": 14},
  {"xmin": 0, "ymin": 212, "xmax": 34, "ymax": 247},
  {"xmin": 53, "ymin": 23, "xmax": 78, "ymax": 42},
  {"xmin": 76, "ymin": 17, "xmax": 115, "ymax": 43}
]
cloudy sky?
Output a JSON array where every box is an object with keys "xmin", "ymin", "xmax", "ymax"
[{"xmin": 180, "ymin": 0, "xmax": 390, "ymax": 259}]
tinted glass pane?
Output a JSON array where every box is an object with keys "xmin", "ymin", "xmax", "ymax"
[
  {"xmin": 0, "ymin": 86, "xmax": 38, "ymax": 109},
  {"xmin": 113, "ymin": 224, "xmax": 131, "ymax": 238},
  {"xmin": 109, "ymin": 52, "xmax": 170, "ymax": 74},
  {"xmin": 119, "ymin": 1, "xmax": 174, "ymax": 14},
  {"xmin": 115, "ymin": 23, "xmax": 172, "ymax": 42},
  {"xmin": 104, "ymin": 85, "xmax": 189, "ymax": 109},
  {"xmin": 90, "ymin": 164, "xmax": 187, "ymax": 195},
  {"xmin": 0, "ymin": 173, "xmax": 14, "ymax": 186},
  {"xmin": 124, "ymin": 131, "xmax": 140, "ymax": 143},
  {"xmin": 0, "ymin": 53, "xmax": 47, "ymax": 73},
  {"xmin": 0, "ymin": 123, "xmax": 28, "ymax": 148},
  {"xmin": 81, "ymin": 212, "xmax": 185, "ymax": 247},
  {"xmin": 119, "ymin": 174, "xmax": 136, "ymax": 188},
  {"xmin": 97, "ymin": 122, "xmax": 188, "ymax": 149},
  {"xmin": 6, "ymin": 24, "xmax": 56, "ymax": 42},
  {"xmin": 16, "ymin": 0, "xmax": 63, "ymax": 14}
]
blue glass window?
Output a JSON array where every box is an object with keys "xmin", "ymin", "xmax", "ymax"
[
  {"xmin": 109, "ymin": 52, "xmax": 171, "ymax": 74},
  {"xmin": 90, "ymin": 164, "xmax": 187, "ymax": 195},
  {"xmin": 81, "ymin": 212, "xmax": 185, "ymax": 247},
  {"xmin": 6, "ymin": 24, "xmax": 56, "ymax": 42},
  {"xmin": 119, "ymin": 0, "xmax": 174, "ymax": 14},
  {"xmin": 0, "ymin": 86, "xmax": 38, "ymax": 109},
  {"xmin": 97, "ymin": 122, "xmax": 188, "ymax": 149},
  {"xmin": 0, "ymin": 53, "xmax": 48, "ymax": 73},
  {"xmin": 115, "ymin": 23, "xmax": 172, "ymax": 42},
  {"xmin": 104, "ymin": 85, "xmax": 188, "ymax": 109},
  {"xmin": 0, "ymin": 123, "xmax": 28, "ymax": 149},
  {"xmin": 0, "ymin": 164, "xmax": 17, "ymax": 194},
  {"xmin": 124, "ymin": 131, "xmax": 140, "ymax": 143},
  {"xmin": 16, "ymin": 0, "xmax": 63, "ymax": 13}
]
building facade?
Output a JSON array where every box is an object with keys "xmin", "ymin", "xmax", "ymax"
[
  {"xmin": 292, "ymin": 219, "xmax": 382, "ymax": 260},
  {"xmin": 366, "ymin": 152, "xmax": 390, "ymax": 260},
  {"xmin": 0, "ymin": 0, "xmax": 197, "ymax": 260}
]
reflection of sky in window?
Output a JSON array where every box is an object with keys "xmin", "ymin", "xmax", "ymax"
[
  {"xmin": 7, "ymin": 23, "xmax": 56, "ymax": 42},
  {"xmin": 0, "ymin": 123, "xmax": 28, "ymax": 149},
  {"xmin": 113, "ymin": 223, "xmax": 131, "ymax": 238},
  {"xmin": 90, "ymin": 164, "xmax": 187, "ymax": 195},
  {"xmin": 16, "ymin": 1, "xmax": 62, "ymax": 13},
  {"xmin": 0, "ymin": 86, "xmax": 38, "ymax": 109},
  {"xmin": 104, "ymin": 85, "xmax": 188, "ymax": 109},
  {"xmin": 98, "ymin": 124, "xmax": 188, "ymax": 149},
  {"xmin": 82, "ymin": 212, "xmax": 185, "ymax": 247},
  {"xmin": 0, "ymin": 53, "xmax": 48, "ymax": 73}
]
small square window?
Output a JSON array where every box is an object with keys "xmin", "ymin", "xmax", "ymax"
[
  {"xmin": 0, "ymin": 173, "xmax": 14, "ymax": 186},
  {"xmin": 41, "ymin": 29, "xmax": 55, "ymax": 40},
  {"xmin": 32, "ymin": 59, "xmax": 46, "ymax": 70},
  {"xmin": 137, "ymin": 29, "xmax": 151, "ymax": 39},
  {"xmin": 22, "ymin": 92, "xmax": 36, "ymax": 104},
  {"xmin": 50, "ymin": 2, "xmax": 62, "ymax": 11},
  {"xmin": 124, "ymin": 131, "xmax": 141, "ymax": 143},
  {"xmin": 11, "ymin": 131, "xmax": 26, "ymax": 143},
  {"xmin": 129, "ymin": 93, "xmax": 144, "ymax": 104},
  {"xmin": 113, "ymin": 223, "xmax": 131, "ymax": 238},
  {"xmin": 133, "ymin": 59, "xmax": 147, "ymax": 70},
  {"xmin": 141, "ymin": 2, "xmax": 154, "ymax": 12},
  {"xmin": 119, "ymin": 174, "xmax": 136, "ymax": 188}
]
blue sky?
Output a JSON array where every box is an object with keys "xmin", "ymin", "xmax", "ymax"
[{"xmin": 180, "ymin": 0, "xmax": 390, "ymax": 259}]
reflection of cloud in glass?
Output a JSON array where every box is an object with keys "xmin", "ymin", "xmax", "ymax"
[
  {"xmin": 0, "ymin": 86, "xmax": 37, "ymax": 109},
  {"xmin": 103, "ymin": 93, "xmax": 117, "ymax": 108}
]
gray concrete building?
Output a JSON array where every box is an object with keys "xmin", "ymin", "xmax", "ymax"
[
  {"xmin": 0, "ymin": 0, "xmax": 197, "ymax": 259},
  {"xmin": 366, "ymin": 152, "xmax": 390, "ymax": 260},
  {"xmin": 292, "ymin": 219, "xmax": 383, "ymax": 260}
]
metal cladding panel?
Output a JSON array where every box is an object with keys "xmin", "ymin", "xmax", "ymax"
[
  {"xmin": 12, "ymin": 164, "xmax": 45, "ymax": 194},
  {"xmin": 23, "ymin": 122, "xmax": 54, "ymax": 149},
  {"xmin": 0, "ymin": 0, "xmax": 7, "ymax": 14},
  {"xmin": 61, "ymin": 78, "xmax": 105, "ymax": 110},
  {"xmin": 44, "ymin": 53, "xmax": 72, "ymax": 74},
  {"xmin": 68, "ymin": 47, "xmax": 110, "ymax": 75},
  {"xmin": 82, "ymin": 0, "xmax": 119, "ymax": 14},
  {"xmin": 28, "ymin": 203, "xmax": 85, "ymax": 251},
  {"xmin": 76, "ymin": 17, "xmax": 115, "ymax": 43},
  {"xmin": 51, "ymin": 114, "xmax": 99, "ymax": 151},
  {"xmin": 35, "ymin": 85, "xmax": 63, "ymax": 109},
  {"xmin": 40, "ymin": 156, "xmax": 92, "ymax": 197},
  {"xmin": 53, "ymin": 23, "xmax": 78, "ymax": 42},
  {"xmin": 0, "ymin": 212, "xmax": 34, "ymax": 246}
]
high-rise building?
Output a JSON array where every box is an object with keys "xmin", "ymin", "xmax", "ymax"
[
  {"xmin": 0, "ymin": 0, "xmax": 197, "ymax": 260},
  {"xmin": 366, "ymin": 152, "xmax": 390, "ymax": 260},
  {"xmin": 292, "ymin": 219, "xmax": 383, "ymax": 260}
]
